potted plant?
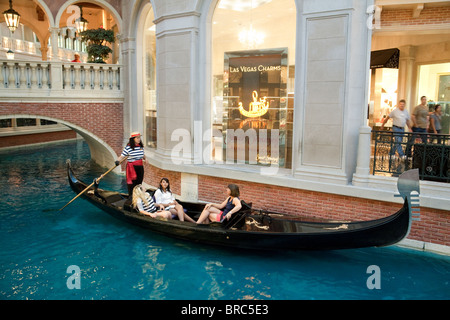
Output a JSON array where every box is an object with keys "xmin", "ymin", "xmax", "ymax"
[{"xmin": 79, "ymin": 27, "xmax": 115, "ymax": 63}]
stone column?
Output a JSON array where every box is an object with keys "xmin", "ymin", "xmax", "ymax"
[
  {"xmin": 352, "ymin": 126, "xmax": 373, "ymax": 186},
  {"xmin": 48, "ymin": 27, "xmax": 64, "ymax": 93},
  {"xmin": 397, "ymin": 45, "xmax": 416, "ymax": 111},
  {"xmin": 40, "ymin": 43, "xmax": 49, "ymax": 61},
  {"xmin": 295, "ymin": 0, "xmax": 372, "ymax": 185},
  {"xmin": 352, "ymin": 0, "xmax": 375, "ymax": 186},
  {"xmin": 153, "ymin": 12, "xmax": 200, "ymax": 164},
  {"xmin": 118, "ymin": 33, "xmax": 136, "ymax": 146},
  {"xmin": 49, "ymin": 27, "xmax": 60, "ymax": 61}
]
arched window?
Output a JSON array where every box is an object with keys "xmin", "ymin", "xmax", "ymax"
[
  {"xmin": 211, "ymin": 0, "xmax": 296, "ymax": 169},
  {"xmin": 64, "ymin": 29, "xmax": 72, "ymax": 50}
]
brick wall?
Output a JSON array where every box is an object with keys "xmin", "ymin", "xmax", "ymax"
[
  {"xmin": 0, "ymin": 102, "xmax": 124, "ymax": 156},
  {"xmin": 144, "ymin": 162, "xmax": 182, "ymax": 195},
  {"xmin": 197, "ymin": 174, "xmax": 449, "ymax": 247},
  {"xmin": 381, "ymin": 7, "xmax": 450, "ymax": 27}
]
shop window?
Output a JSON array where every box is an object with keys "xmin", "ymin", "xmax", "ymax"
[
  {"xmin": 418, "ymin": 63, "xmax": 450, "ymax": 134},
  {"xmin": 64, "ymin": 29, "xmax": 72, "ymax": 50},
  {"xmin": 143, "ymin": 7, "xmax": 157, "ymax": 148},
  {"xmin": 73, "ymin": 38, "xmax": 80, "ymax": 52},
  {"xmin": 211, "ymin": 0, "xmax": 296, "ymax": 169},
  {"xmin": 369, "ymin": 68, "xmax": 399, "ymax": 129}
]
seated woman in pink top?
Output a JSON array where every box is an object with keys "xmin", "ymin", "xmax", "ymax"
[{"xmin": 196, "ymin": 184, "xmax": 242, "ymax": 224}]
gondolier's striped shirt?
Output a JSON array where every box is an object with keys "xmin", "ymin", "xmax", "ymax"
[
  {"xmin": 137, "ymin": 193, "xmax": 157, "ymax": 213},
  {"xmin": 121, "ymin": 145, "xmax": 144, "ymax": 162}
]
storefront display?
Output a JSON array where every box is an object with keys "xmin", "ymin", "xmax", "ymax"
[
  {"xmin": 217, "ymin": 48, "xmax": 292, "ymax": 168},
  {"xmin": 418, "ymin": 63, "xmax": 450, "ymax": 134},
  {"xmin": 211, "ymin": 0, "xmax": 296, "ymax": 169},
  {"xmin": 369, "ymin": 49, "xmax": 399, "ymax": 129}
]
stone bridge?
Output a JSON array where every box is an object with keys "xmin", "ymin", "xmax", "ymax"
[{"xmin": 0, "ymin": 59, "xmax": 124, "ymax": 169}]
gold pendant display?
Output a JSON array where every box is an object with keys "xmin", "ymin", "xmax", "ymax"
[{"xmin": 238, "ymin": 90, "xmax": 269, "ymax": 118}]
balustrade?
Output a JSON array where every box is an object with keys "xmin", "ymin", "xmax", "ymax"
[
  {"xmin": 61, "ymin": 64, "xmax": 121, "ymax": 91},
  {"xmin": 0, "ymin": 61, "xmax": 50, "ymax": 90},
  {"xmin": 0, "ymin": 59, "xmax": 122, "ymax": 99}
]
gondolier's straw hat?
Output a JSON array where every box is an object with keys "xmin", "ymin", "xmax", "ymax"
[{"xmin": 130, "ymin": 132, "xmax": 141, "ymax": 138}]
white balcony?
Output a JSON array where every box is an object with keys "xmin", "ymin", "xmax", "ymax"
[
  {"xmin": 0, "ymin": 59, "xmax": 123, "ymax": 102},
  {"xmin": 1, "ymin": 36, "xmax": 40, "ymax": 59}
]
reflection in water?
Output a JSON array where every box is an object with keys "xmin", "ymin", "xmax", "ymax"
[
  {"xmin": 132, "ymin": 243, "xmax": 168, "ymax": 299},
  {"xmin": 202, "ymin": 259, "xmax": 273, "ymax": 300},
  {"xmin": 205, "ymin": 261, "xmax": 226, "ymax": 300}
]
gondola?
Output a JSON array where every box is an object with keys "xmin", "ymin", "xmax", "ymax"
[{"xmin": 67, "ymin": 161, "xmax": 420, "ymax": 251}]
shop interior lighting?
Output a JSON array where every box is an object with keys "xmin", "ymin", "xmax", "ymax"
[
  {"xmin": 238, "ymin": 24, "xmax": 265, "ymax": 48},
  {"xmin": 218, "ymin": 0, "xmax": 272, "ymax": 11},
  {"xmin": 237, "ymin": 0, "xmax": 265, "ymax": 48}
]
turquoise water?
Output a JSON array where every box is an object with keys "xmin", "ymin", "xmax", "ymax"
[{"xmin": 0, "ymin": 140, "xmax": 449, "ymax": 300}]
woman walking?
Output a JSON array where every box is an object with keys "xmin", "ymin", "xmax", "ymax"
[{"xmin": 428, "ymin": 104, "xmax": 443, "ymax": 144}]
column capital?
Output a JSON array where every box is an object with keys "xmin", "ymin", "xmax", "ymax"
[
  {"xmin": 398, "ymin": 45, "xmax": 416, "ymax": 59},
  {"xmin": 49, "ymin": 27, "xmax": 60, "ymax": 34}
]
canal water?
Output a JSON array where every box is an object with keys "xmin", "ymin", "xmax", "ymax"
[{"xmin": 0, "ymin": 140, "xmax": 449, "ymax": 300}]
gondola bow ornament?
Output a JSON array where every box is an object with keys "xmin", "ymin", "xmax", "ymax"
[{"xmin": 395, "ymin": 168, "xmax": 420, "ymax": 237}]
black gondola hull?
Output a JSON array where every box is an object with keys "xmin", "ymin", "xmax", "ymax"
[{"xmin": 67, "ymin": 163, "xmax": 412, "ymax": 251}]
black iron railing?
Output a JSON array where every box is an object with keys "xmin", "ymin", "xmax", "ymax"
[{"xmin": 372, "ymin": 130, "xmax": 450, "ymax": 182}]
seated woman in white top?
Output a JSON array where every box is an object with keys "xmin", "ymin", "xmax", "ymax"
[
  {"xmin": 154, "ymin": 178, "xmax": 195, "ymax": 223},
  {"xmin": 132, "ymin": 185, "xmax": 171, "ymax": 219}
]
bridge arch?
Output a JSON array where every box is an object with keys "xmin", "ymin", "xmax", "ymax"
[{"xmin": 0, "ymin": 114, "xmax": 119, "ymax": 172}]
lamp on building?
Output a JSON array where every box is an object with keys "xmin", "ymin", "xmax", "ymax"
[
  {"xmin": 75, "ymin": 5, "xmax": 89, "ymax": 34},
  {"xmin": 3, "ymin": 0, "xmax": 21, "ymax": 34},
  {"xmin": 6, "ymin": 49, "xmax": 15, "ymax": 60}
]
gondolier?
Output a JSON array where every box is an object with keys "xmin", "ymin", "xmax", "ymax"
[{"xmin": 116, "ymin": 132, "xmax": 146, "ymax": 195}]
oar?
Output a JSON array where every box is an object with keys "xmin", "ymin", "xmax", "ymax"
[{"xmin": 59, "ymin": 157, "xmax": 127, "ymax": 211}]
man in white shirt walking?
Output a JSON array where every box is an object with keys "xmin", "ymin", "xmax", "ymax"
[{"xmin": 381, "ymin": 99, "xmax": 412, "ymax": 157}]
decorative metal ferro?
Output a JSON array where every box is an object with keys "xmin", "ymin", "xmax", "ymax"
[{"xmin": 372, "ymin": 130, "xmax": 450, "ymax": 182}]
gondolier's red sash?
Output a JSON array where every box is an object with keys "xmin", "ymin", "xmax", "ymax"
[{"xmin": 126, "ymin": 159, "xmax": 143, "ymax": 184}]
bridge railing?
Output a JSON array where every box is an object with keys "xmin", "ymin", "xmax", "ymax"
[{"xmin": 0, "ymin": 59, "xmax": 122, "ymax": 100}]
